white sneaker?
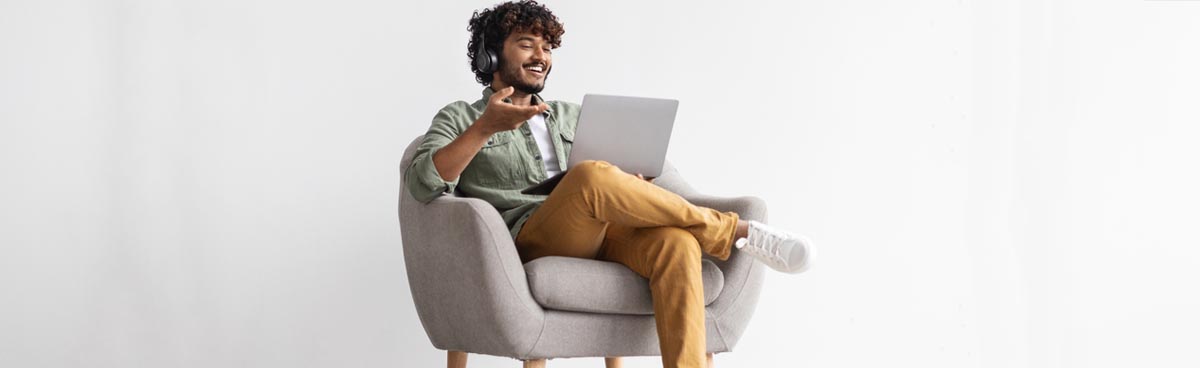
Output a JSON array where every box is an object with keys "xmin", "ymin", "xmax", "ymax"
[{"xmin": 735, "ymin": 220, "xmax": 814, "ymax": 274}]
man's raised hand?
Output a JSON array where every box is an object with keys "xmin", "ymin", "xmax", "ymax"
[{"xmin": 475, "ymin": 86, "xmax": 550, "ymax": 135}]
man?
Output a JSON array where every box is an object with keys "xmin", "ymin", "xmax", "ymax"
[{"xmin": 404, "ymin": 1, "xmax": 815, "ymax": 367}]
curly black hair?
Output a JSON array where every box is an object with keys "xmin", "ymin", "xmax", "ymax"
[{"xmin": 467, "ymin": 0, "xmax": 565, "ymax": 86}]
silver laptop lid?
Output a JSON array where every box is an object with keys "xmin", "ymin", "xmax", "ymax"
[{"xmin": 566, "ymin": 94, "xmax": 679, "ymax": 177}]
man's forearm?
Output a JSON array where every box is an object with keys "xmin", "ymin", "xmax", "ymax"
[{"xmin": 431, "ymin": 122, "xmax": 493, "ymax": 182}]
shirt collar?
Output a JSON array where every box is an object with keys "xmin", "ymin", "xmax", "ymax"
[{"xmin": 480, "ymin": 87, "xmax": 552, "ymax": 117}]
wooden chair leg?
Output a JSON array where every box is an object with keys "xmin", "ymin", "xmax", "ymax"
[
  {"xmin": 706, "ymin": 352, "xmax": 714, "ymax": 368},
  {"xmin": 448, "ymin": 351, "xmax": 467, "ymax": 368},
  {"xmin": 605, "ymin": 356, "xmax": 622, "ymax": 368},
  {"xmin": 523, "ymin": 358, "xmax": 546, "ymax": 368}
]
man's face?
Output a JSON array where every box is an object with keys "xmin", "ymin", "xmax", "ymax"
[{"xmin": 496, "ymin": 31, "xmax": 553, "ymax": 94}]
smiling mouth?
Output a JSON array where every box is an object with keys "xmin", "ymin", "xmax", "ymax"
[{"xmin": 525, "ymin": 64, "xmax": 546, "ymax": 77}]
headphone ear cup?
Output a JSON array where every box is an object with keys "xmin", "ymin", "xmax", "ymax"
[
  {"xmin": 484, "ymin": 49, "xmax": 499, "ymax": 74},
  {"xmin": 475, "ymin": 43, "xmax": 499, "ymax": 75}
]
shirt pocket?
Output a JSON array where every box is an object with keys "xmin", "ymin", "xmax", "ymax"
[
  {"xmin": 463, "ymin": 134, "xmax": 526, "ymax": 188},
  {"xmin": 559, "ymin": 129, "xmax": 575, "ymax": 162}
]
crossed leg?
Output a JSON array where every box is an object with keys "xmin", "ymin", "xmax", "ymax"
[
  {"xmin": 515, "ymin": 160, "xmax": 739, "ymax": 263},
  {"xmin": 514, "ymin": 160, "xmax": 739, "ymax": 368}
]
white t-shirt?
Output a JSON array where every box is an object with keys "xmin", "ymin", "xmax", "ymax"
[{"xmin": 527, "ymin": 114, "xmax": 562, "ymax": 177}]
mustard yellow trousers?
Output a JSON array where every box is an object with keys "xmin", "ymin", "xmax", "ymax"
[{"xmin": 515, "ymin": 160, "xmax": 740, "ymax": 368}]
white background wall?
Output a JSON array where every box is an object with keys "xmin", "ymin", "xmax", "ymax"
[{"xmin": 2, "ymin": 0, "xmax": 1198, "ymax": 367}]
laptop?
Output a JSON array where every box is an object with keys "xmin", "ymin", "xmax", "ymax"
[{"xmin": 520, "ymin": 94, "xmax": 679, "ymax": 195}]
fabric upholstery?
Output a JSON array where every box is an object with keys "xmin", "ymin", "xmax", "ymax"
[
  {"xmin": 524, "ymin": 256, "xmax": 724, "ymax": 315},
  {"xmin": 398, "ymin": 135, "xmax": 767, "ymax": 360}
]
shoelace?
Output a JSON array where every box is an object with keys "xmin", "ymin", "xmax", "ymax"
[{"xmin": 749, "ymin": 227, "xmax": 789, "ymax": 266}]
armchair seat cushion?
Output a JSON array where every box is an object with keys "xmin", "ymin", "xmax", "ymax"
[{"xmin": 523, "ymin": 256, "xmax": 725, "ymax": 316}]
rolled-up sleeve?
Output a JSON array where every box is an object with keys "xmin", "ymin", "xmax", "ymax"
[{"xmin": 405, "ymin": 106, "xmax": 465, "ymax": 204}]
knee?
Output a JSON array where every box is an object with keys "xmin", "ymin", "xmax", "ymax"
[
  {"xmin": 573, "ymin": 160, "xmax": 614, "ymax": 176},
  {"xmin": 565, "ymin": 160, "xmax": 620, "ymax": 188}
]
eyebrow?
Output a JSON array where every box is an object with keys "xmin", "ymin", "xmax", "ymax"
[{"xmin": 515, "ymin": 36, "xmax": 544, "ymax": 43}]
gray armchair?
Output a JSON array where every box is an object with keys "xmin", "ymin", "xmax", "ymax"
[{"xmin": 397, "ymin": 135, "xmax": 767, "ymax": 367}]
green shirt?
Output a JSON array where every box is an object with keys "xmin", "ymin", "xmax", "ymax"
[{"xmin": 405, "ymin": 87, "xmax": 582, "ymax": 240}]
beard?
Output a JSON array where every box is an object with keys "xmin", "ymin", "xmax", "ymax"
[{"xmin": 497, "ymin": 57, "xmax": 550, "ymax": 94}]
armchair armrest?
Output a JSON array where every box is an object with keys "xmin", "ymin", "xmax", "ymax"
[
  {"xmin": 398, "ymin": 192, "xmax": 545, "ymax": 357},
  {"xmin": 684, "ymin": 194, "xmax": 768, "ymax": 222}
]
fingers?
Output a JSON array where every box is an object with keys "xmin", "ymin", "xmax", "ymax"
[
  {"xmin": 490, "ymin": 86, "xmax": 514, "ymax": 102},
  {"xmin": 525, "ymin": 104, "xmax": 544, "ymax": 113},
  {"xmin": 519, "ymin": 103, "xmax": 549, "ymax": 118},
  {"xmin": 518, "ymin": 102, "xmax": 548, "ymax": 112},
  {"xmin": 490, "ymin": 87, "xmax": 549, "ymax": 121}
]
